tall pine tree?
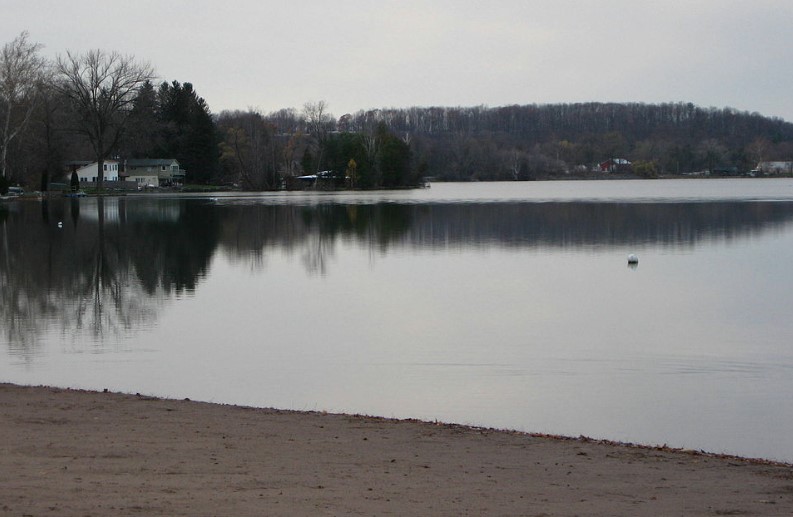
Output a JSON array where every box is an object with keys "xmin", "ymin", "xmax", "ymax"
[{"xmin": 156, "ymin": 81, "xmax": 219, "ymax": 184}]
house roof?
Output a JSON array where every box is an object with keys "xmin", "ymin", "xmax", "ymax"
[
  {"xmin": 75, "ymin": 160, "xmax": 119, "ymax": 168},
  {"xmin": 126, "ymin": 159, "xmax": 179, "ymax": 167},
  {"xmin": 758, "ymin": 161, "xmax": 793, "ymax": 167},
  {"xmin": 65, "ymin": 160, "xmax": 93, "ymax": 167},
  {"xmin": 600, "ymin": 158, "xmax": 631, "ymax": 165}
]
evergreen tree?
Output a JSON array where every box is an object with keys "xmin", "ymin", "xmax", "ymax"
[
  {"xmin": 121, "ymin": 80, "xmax": 161, "ymax": 158},
  {"xmin": 379, "ymin": 130, "xmax": 411, "ymax": 187},
  {"xmin": 156, "ymin": 81, "xmax": 219, "ymax": 184}
]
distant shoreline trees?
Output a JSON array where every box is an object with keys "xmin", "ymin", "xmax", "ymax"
[
  {"xmin": 326, "ymin": 103, "xmax": 793, "ymax": 181},
  {"xmin": 2, "ymin": 31, "xmax": 793, "ymax": 191}
]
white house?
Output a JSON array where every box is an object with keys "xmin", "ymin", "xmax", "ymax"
[
  {"xmin": 756, "ymin": 161, "xmax": 793, "ymax": 175},
  {"xmin": 125, "ymin": 159, "xmax": 185, "ymax": 187},
  {"xmin": 75, "ymin": 160, "xmax": 120, "ymax": 183}
]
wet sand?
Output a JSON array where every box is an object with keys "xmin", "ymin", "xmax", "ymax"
[{"xmin": 1, "ymin": 383, "xmax": 792, "ymax": 516}]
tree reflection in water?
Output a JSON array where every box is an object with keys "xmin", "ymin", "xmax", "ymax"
[
  {"xmin": 4, "ymin": 195, "xmax": 793, "ymax": 357},
  {"xmin": 0, "ymin": 197, "xmax": 219, "ymax": 358}
]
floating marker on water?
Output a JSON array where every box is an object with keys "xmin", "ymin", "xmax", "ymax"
[
  {"xmin": 627, "ymin": 253, "xmax": 638, "ymax": 264},
  {"xmin": 57, "ymin": 221, "xmax": 63, "ymax": 228}
]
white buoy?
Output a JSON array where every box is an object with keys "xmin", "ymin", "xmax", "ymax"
[
  {"xmin": 57, "ymin": 221, "xmax": 63, "ymax": 228},
  {"xmin": 627, "ymin": 253, "xmax": 638, "ymax": 264}
]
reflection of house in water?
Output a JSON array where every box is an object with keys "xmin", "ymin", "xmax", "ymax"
[{"xmin": 78, "ymin": 198, "xmax": 184, "ymax": 224}]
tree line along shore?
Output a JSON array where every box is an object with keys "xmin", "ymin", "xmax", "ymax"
[{"xmin": 3, "ymin": 31, "xmax": 793, "ymax": 195}]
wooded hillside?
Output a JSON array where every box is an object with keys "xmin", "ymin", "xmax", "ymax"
[{"xmin": 326, "ymin": 103, "xmax": 793, "ymax": 180}]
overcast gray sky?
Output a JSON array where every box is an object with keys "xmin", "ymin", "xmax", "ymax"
[{"xmin": 5, "ymin": 0, "xmax": 793, "ymax": 121}]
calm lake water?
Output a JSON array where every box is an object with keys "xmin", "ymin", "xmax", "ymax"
[{"xmin": 3, "ymin": 179, "xmax": 793, "ymax": 462}]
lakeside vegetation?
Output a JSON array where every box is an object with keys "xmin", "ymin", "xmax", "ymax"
[{"xmin": 2, "ymin": 32, "xmax": 793, "ymax": 194}]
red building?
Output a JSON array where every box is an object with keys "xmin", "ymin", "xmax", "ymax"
[{"xmin": 598, "ymin": 158, "xmax": 632, "ymax": 173}]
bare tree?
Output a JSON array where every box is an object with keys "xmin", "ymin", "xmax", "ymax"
[
  {"xmin": 302, "ymin": 100, "xmax": 332, "ymax": 141},
  {"xmin": 748, "ymin": 137, "xmax": 771, "ymax": 167},
  {"xmin": 300, "ymin": 100, "xmax": 333, "ymax": 174},
  {"xmin": 504, "ymin": 148, "xmax": 526, "ymax": 180},
  {"xmin": 54, "ymin": 49, "xmax": 154, "ymax": 189},
  {"xmin": 0, "ymin": 31, "xmax": 48, "ymax": 179},
  {"xmin": 360, "ymin": 114, "xmax": 381, "ymax": 181},
  {"xmin": 698, "ymin": 138, "xmax": 727, "ymax": 174},
  {"xmin": 218, "ymin": 109, "xmax": 280, "ymax": 190}
]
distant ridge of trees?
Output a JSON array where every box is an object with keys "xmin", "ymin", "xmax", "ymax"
[
  {"xmin": 340, "ymin": 103, "xmax": 793, "ymax": 143},
  {"xmin": 325, "ymin": 103, "xmax": 793, "ymax": 180},
  {"xmin": 4, "ymin": 32, "xmax": 793, "ymax": 189}
]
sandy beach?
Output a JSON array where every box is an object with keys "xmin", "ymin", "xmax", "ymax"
[{"xmin": 1, "ymin": 383, "xmax": 792, "ymax": 516}]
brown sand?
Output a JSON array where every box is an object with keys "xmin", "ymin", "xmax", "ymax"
[{"xmin": 1, "ymin": 383, "xmax": 792, "ymax": 516}]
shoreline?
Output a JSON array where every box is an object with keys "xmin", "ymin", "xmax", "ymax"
[
  {"xmin": 3, "ymin": 175, "xmax": 791, "ymax": 201},
  {"xmin": 2, "ymin": 383, "xmax": 792, "ymax": 516}
]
